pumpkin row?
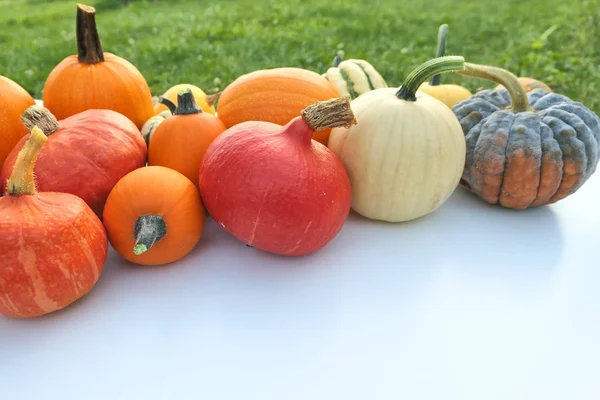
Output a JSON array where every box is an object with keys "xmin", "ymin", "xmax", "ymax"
[{"xmin": 1, "ymin": 5, "xmax": 599, "ymax": 319}]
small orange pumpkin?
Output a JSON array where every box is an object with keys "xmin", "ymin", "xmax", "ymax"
[
  {"xmin": 42, "ymin": 4, "xmax": 154, "ymax": 129},
  {"xmin": 103, "ymin": 166, "xmax": 205, "ymax": 266},
  {"xmin": 148, "ymin": 89, "xmax": 226, "ymax": 187},
  {"xmin": 0, "ymin": 75, "xmax": 36, "ymax": 172},
  {"xmin": 216, "ymin": 67, "xmax": 340, "ymax": 145},
  {"xmin": 496, "ymin": 77, "xmax": 552, "ymax": 93}
]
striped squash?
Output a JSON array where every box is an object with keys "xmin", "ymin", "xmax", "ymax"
[{"xmin": 322, "ymin": 56, "xmax": 388, "ymax": 99}]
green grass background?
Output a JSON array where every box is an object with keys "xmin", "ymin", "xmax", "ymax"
[{"xmin": 1, "ymin": 0, "xmax": 599, "ymax": 112}]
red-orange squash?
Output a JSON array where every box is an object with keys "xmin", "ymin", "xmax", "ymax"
[
  {"xmin": 103, "ymin": 166, "xmax": 205, "ymax": 266},
  {"xmin": 216, "ymin": 67, "xmax": 340, "ymax": 145},
  {"xmin": 42, "ymin": 4, "xmax": 154, "ymax": 129},
  {"xmin": 0, "ymin": 126, "xmax": 108, "ymax": 319},
  {"xmin": 0, "ymin": 75, "xmax": 36, "ymax": 172},
  {"xmin": 148, "ymin": 89, "xmax": 226, "ymax": 187},
  {"xmin": 1, "ymin": 105, "xmax": 147, "ymax": 217}
]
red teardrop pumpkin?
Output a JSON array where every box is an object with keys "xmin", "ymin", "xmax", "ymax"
[
  {"xmin": 0, "ymin": 75, "xmax": 36, "ymax": 172},
  {"xmin": 42, "ymin": 4, "xmax": 154, "ymax": 129},
  {"xmin": 0, "ymin": 126, "xmax": 108, "ymax": 319},
  {"xmin": 0, "ymin": 105, "xmax": 147, "ymax": 217}
]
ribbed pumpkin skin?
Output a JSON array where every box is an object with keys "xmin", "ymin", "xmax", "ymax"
[
  {"xmin": 0, "ymin": 76, "xmax": 35, "ymax": 172},
  {"xmin": 42, "ymin": 53, "xmax": 155, "ymax": 129},
  {"xmin": 323, "ymin": 59, "xmax": 387, "ymax": 100},
  {"xmin": 216, "ymin": 68, "xmax": 340, "ymax": 145},
  {"xmin": 0, "ymin": 109, "xmax": 147, "ymax": 217},
  {"xmin": 453, "ymin": 88, "xmax": 600, "ymax": 208},
  {"xmin": 0, "ymin": 192, "xmax": 107, "ymax": 318}
]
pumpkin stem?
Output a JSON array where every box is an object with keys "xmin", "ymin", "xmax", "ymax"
[
  {"xmin": 429, "ymin": 24, "xmax": 449, "ymax": 86},
  {"xmin": 458, "ymin": 63, "xmax": 532, "ymax": 113},
  {"xmin": 332, "ymin": 54, "xmax": 342, "ymax": 67},
  {"xmin": 396, "ymin": 56, "xmax": 465, "ymax": 101},
  {"xmin": 21, "ymin": 105, "xmax": 60, "ymax": 136},
  {"xmin": 301, "ymin": 96, "xmax": 357, "ymax": 133},
  {"xmin": 174, "ymin": 89, "xmax": 202, "ymax": 115},
  {"xmin": 76, "ymin": 4, "xmax": 104, "ymax": 64},
  {"xmin": 158, "ymin": 97, "xmax": 177, "ymax": 114},
  {"xmin": 6, "ymin": 126, "xmax": 48, "ymax": 196},
  {"xmin": 133, "ymin": 214, "xmax": 167, "ymax": 256},
  {"xmin": 206, "ymin": 92, "xmax": 221, "ymax": 107}
]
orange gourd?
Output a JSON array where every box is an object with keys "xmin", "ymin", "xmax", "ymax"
[
  {"xmin": 103, "ymin": 166, "xmax": 205, "ymax": 266},
  {"xmin": 0, "ymin": 126, "xmax": 108, "ymax": 319},
  {"xmin": 216, "ymin": 67, "xmax": 340, "ymax": 145},
  {"xmin": 148, "ymin": 89, "xmax": 226, "ymax": 187},
  {"xmin": 42, "ymin": 4, "xmax": 154, "ymax": 129},
  {"xmin": 0, "ymin": 75, "xmax": 35, "ymax": 172}
]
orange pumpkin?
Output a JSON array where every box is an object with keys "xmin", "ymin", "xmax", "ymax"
[
  {"xmin": 103, "ymin": 166, "xmax": 205, "ymax": 266},
  {"xmin": 148, "ymin": 89, "xmax": 226, "ymax": 187},
  {"xmin": 496, "ymin": 77, "xmax": 551, "ymax": 93},
  {"xmin": 42, "ymin": 4, "xmax": 154, "ymax": 129},
  {"xmin": 217, "ymin": 67, "xmax": 340, "ymax": 145},
  {"xmin": 0, "ymin": 126, "xmax": 108, "ymax": 318},
  {"xmin": 0, "ymin": 75, "xmax": 36, "ymax": 172}
]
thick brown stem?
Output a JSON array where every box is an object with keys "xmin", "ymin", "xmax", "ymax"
[
  {"xmin": 76, "ymin": 4, "xmax": 104, "ymax": 64},
  {"xmin": 301, "ymin": 97, "xmax": 357, "ymax": 132},
  {"xmin": 6, "ymin": 126, "xmax": 47, "ymax": 196},
  {"xmin": 21, "ymin": 105, "xmax": 60, "ymax": 135}
]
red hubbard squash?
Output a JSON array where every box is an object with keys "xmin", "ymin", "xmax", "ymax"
[
  {"xmin": 148, "ymin": 89, "xmax": 226, "ymax": 187},
  {"xmin": 0, "ymin": 75, "xmax": 36, "ymax": 172},
  {"xmin": 199, "ymin": 97, "xmax": 356, "ymax": 256},
  {"xmin": 0, "ymin": 105, "xmax": 147, "ymax": 217},
  {"xmin": 216, "ymin": 67, "xmax": 340, "ymax": 145},
  {"xmin": 103, "ymin": 166, "xmax": 206, "ymax": 266},
  {"xmin": 42, "ymin": 4, "xmax": 154, "ymax": 129},
  {"xmin": 0, "ymin": 126, "xmax": 108, "ymax": 319}
]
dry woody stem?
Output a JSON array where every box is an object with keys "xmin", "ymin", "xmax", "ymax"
[
  {"xmin": 76, "ymin": 4, "xmax": 104, "ymax": 64},
  {"xmin": 21, "ymin": 105, "xmax": 60, "ymax": 135},
  {"xmin": 301, "ymin": 97, "xmax": 357, "ymax": 132}
]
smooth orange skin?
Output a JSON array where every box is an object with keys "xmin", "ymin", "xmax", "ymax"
[
  {"xmin": 42, "ymin": 53, "xmax": 155, "ymax": 129},
  {"xmin": 0, "ymin": 192, "xmax": 108, "ymax": 319},
  {"xmin": 0, "ymin": 76, "xmax": 35, "ymax": 172},
  {"xmin": 217, "ymin": 68, "xmax": 340, "ymax": 145},
  {"xmin": 418, "ymin": 83, "xmax": 473, "ymax": 109},
  {"xmin": 496, "ymin": 77, "xmax": 552, "ymax": 93},
  {"xmin": 102, "ymin": 166, "xmax": 205, "ymax": 266},
  {"xmin": 148, "ymin": 112, "xmax": 226, "ymax": 187}
]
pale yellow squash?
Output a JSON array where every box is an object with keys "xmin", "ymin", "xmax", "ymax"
[{"xmin": 328, "ymin": 56, "xmax": 467, "ymax": 222}]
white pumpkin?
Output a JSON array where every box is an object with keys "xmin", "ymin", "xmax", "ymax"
[
  {"xmin": 322, "ymin": 56, "xmax": 388, "ymax": 100},
  {"xmin": 328, "ymin": 56, "xmax": 467, "ymax": 222}
]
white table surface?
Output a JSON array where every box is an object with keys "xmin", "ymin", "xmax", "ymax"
[{"xmin": 2, "ymin": 161, "xmax": 600, "ymax": 399}]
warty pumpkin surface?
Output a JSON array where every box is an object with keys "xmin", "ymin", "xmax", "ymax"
[
  {"xmin": 0, "ymin": 75, "xmax": 36, "ymax": 172},
  {"xmin": 216, "ymin": 67, "xmax": 340, "ymax": 145},
  {"xmin": 453, "ymin": 63, "xmax": 600, "ymax": 209}
]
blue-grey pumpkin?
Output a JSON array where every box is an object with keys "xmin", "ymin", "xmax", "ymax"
[{"xmin": 453, "ymin": 63, "xmax": 600, "ymax": 209}]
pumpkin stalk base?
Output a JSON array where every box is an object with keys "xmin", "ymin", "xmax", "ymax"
[
  {"xmin": 458, "ymin": 63, "xmax": 532, "ymax": 113},
  {"xmin": 133, "ymin": 214, "xmax": 167, "ymax": 255},
  {"xmin": 174, "ymin": 89, "xmax": 202, "ymax": 115},
  {"xmin": 21, "ymin": 105, "xmax": 60, "ymax": 135},
  {"xmin": 6, "ymin": 126, "xmax": 47, "ymax": 196},
  {"xmin": 301, "ymin": 97, "xmax": 357, "ymax": 132}
]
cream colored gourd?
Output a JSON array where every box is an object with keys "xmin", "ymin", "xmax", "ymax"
[
  {"xmin": 328, "ymin": 56, "xmax": 467, "ymax": 222},
  {"xmin": 322, "ymin": 54, "xmax": 387, "ymax": 99}
]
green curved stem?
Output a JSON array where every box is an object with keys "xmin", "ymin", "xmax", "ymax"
[
  {"xmin": 458, "ymin": 63, "xmax": 531, "ymax": 113},
  {"xmin": 396, "ymin": 56, "xmax": 465, "ymax": 101},
  {"xmin": 429, "ymin": 24, "xmax": 449, "ymax": 86},
  {"xmin": 158, "ymin": 97, "xmax": 177, "ymax": 114}
]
